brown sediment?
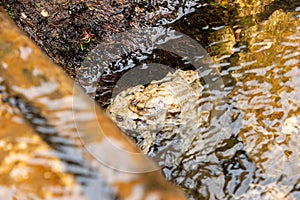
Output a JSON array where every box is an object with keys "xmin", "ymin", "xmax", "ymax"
[
  {"xmin": 0, "ymin": 8, "xmax": 187, "ymax": 200},
  {"xmin": 0, "ymin": 0, "xmax": 152, "ymax": 77}
]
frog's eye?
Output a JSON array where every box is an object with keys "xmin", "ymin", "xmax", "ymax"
[
  {"xmin": 116, "ymin": 114, "xmax": 124, "ymax": 122},
  {"xmin": 130, "ymin": 100, "xmax": 144, "ymax": 110},
  {"xmin": 131, "ymin": 100, "xmax": 137, "ymax": 107}
]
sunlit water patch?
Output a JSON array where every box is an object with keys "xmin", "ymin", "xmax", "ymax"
[{"xmin": 86, "ymin": 2, "xmax": 300, "ymax": 200}]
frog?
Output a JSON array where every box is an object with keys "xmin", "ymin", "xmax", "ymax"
[{"xmin": 106, "ymin": 69, "xmax": 210, "ymax": 153}]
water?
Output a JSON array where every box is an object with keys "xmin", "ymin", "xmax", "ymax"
[
  {"xmin": 82, "ymin": 1, "xmax": 300, "ymax": 199},
  {"xmin": 1, "ymin": 1, "xmax": 300, "ymax": 199}
]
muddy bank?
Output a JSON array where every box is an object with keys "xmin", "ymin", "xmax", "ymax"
[{"xmin": 1, "ymin": 0, "xmax": 150, "ymax": 76}]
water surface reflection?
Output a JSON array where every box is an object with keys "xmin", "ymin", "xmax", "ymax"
[
  {"xmin": 98, "ymin": 2, "xmax": 300, "ymax": 199},
  {"xmin": 1, "ymin": 1, "xmax": 300, "ymax": 199}
]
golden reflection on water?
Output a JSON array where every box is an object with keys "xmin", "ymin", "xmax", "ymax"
[
  {"xmin": 234, "ymin": 0, "xmax": 275, "ymax": 16},
  {"xmin": 0, "ymin": 93, "xmax": 82, "ymax": 199},
  {"xmin": 156, "ymin": 2, "xmax": 300, "ymax": 198},
  {"xmin": 232, "ymin": 10, "xmax": 300, "ymax": 176}
]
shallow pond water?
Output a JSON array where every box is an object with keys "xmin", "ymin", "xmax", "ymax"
[
  {"xmin": 1, "ymin": 0, "xmax": 300, "ymax": 199},
  {"xmin": 79, "ymin": 1, "xmax": 300, "ymax": 199}
]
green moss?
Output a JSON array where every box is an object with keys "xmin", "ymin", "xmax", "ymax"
[
  {"xmin": 4, "ymin": 4, "xmax": 15, "ymax": 19},
  {"xmin": 34, "ymin": 2, "xmax": 41, "ymax": 8},
  {"xmin": 209, "ymin": 2, "xmax": 227, "ymax": 9}
]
